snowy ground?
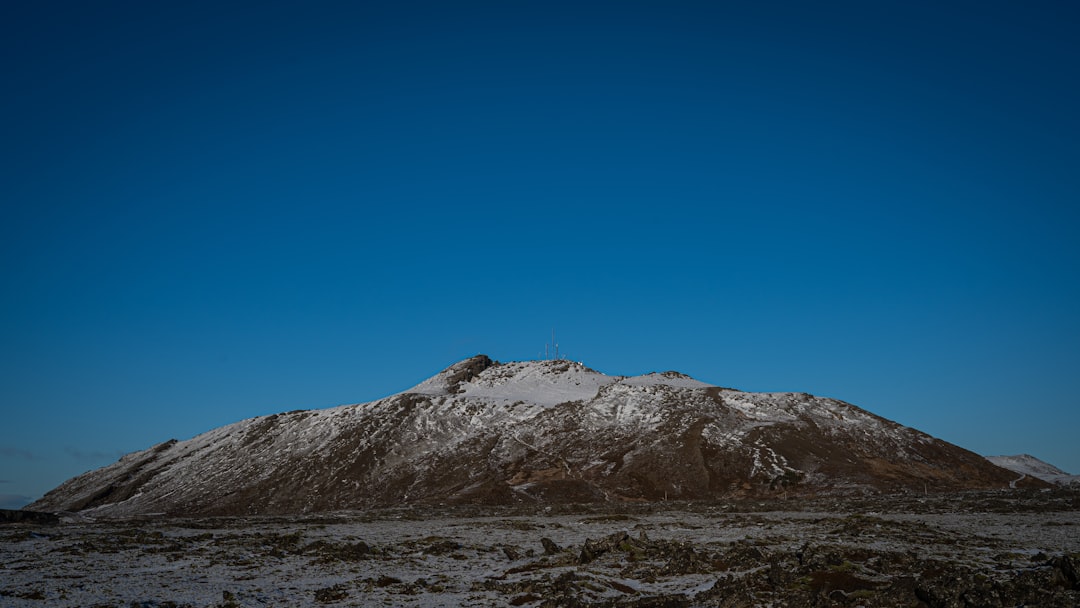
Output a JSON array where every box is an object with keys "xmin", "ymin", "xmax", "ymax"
[{"xmin": 3, "ymin": 490, "xmax": 1079, "ymax": 607}]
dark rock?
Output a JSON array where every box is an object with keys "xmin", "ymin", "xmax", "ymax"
[
  {"xmin": 0, "ymin": 509, "xmax": 59, "ymax": 525},
  {"xmin": 1051, "ymin": 554, "xmax": 1079, "ymax": 589},
  {"xmin": 444, "ymin": 355, "xmax": 497, "ymax": 392},
  {"xmin": 579, "ymin": 531, "xmax": 630, "ymax": 564},
  {"xmin": 661, "ymin": 544, "xmax": 707, "ymax": 576},
  {"xmin": 219, "ymin": 590, "xmax": 240, "ymax": 608},
  {"xmin": 541, "ymin": 537, "xmax": 562, "ymax": 555},
  {"xmin": 313, "ymin": 584, "xmax": 348, "ymax": 603},
  {"xmin": 303, "ymin": 539, "xmax": 371, "ymax": 562}
]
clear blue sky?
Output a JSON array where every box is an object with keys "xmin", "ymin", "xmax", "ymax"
[{"xmin": 3, "ymin": 1, "xmax": 1078, "ymax": 508}]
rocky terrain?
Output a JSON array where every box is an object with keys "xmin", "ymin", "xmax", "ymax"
[
  {"xmin": 29, "ymin": 356, "xmax": 1041, "ymax": 518},
  {"xmin": 3, "ymin": 490, "xmax": 1079, "ymax": 607}
]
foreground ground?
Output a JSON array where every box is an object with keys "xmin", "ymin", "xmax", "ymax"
[{"xmin": 2, "ymin": 490, "xmax": 1079, "ymax": 607}]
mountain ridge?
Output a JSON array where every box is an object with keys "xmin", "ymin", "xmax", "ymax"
[
  {"xmin": 987, "ymin": 454, "xmax": 1079, "ymax": 486},
  {"xmin": 29, "ymin": 355, "xmax": 1043, "ymax": 517}
]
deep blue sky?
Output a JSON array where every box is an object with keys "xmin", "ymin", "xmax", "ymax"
[{"xmin": 3, "ymin": 1, "xmax": 1078, "ymax": 508}]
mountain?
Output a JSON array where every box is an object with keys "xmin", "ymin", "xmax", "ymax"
[
  {"xmin": 29, "ymin": 355, "xmax": 1042, "ymax": 517},
  {"xmin": 987, "ymin": 454, "xmax": 1080, "ymax": 486}
]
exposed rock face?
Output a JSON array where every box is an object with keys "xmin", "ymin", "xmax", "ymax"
[{"xmin": 29, "ymin": 355, "xmax": 1042, "ymax": 517}]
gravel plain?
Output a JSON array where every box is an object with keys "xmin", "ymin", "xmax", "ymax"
[{"xmin": 2, "ymin": 489, "xmax": 1078, "ymax": 607}]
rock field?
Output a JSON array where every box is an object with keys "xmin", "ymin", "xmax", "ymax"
[{"xmin": 3, "ymin": 489, "xmax": 1079, "ymax": 607}]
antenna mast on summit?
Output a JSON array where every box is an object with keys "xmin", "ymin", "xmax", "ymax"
[{"xmin": 546, "ymin": 328, "xmax": 560, "ymax": 360}]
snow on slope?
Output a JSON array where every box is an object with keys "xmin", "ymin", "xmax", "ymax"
[
  {"xmin": 987, "ymin": 454, "xmax": 1079, "ymax": 486},
  {"xmin": 453, "ymin": 360, "xmax": 617, "ymax": 406},
  {"xmin": 29, "ymin": 355, "xmax": 1039, "ymax": 517}
]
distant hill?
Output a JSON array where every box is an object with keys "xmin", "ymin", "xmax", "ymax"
[
  {"xmin": 30, "ymin": 355, "xmax": 1043, "ymax": 517},
  {"xmin": 987, "ymin": 454, "xmax": 1080, "ymax": 486}
]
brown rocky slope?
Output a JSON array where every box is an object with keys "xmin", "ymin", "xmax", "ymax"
[{"xmin": 29, "ymin": 355, "xmax": 1041, "ymax": 517}]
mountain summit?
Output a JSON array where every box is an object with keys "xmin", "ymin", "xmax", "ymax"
[
  {"xmin": 987, "ymin": 454, "xmax": 1080, "ymax": 486},
  {"xmin": 30, "ymin": 355, "xmax": 1038, "ymax": 517}
]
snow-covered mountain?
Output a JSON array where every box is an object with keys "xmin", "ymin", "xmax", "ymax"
[
  {"xmin": 987, "ymin": 454, "xmax": 1079, "ymax": 486},
  {"xmin": 30, "ymin": 356, "xmax": 1041, "ymax": 517}
]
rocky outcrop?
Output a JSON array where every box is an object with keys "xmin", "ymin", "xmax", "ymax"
[{"xmin": 0, "ymin": 509, "xmax": 59, "ymax": 525}]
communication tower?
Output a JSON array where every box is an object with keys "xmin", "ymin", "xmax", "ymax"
[{"xmin": 545, "ymin": 329, "xmax": 560, "ymax": 360}]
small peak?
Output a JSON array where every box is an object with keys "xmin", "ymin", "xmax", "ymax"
[
  {"xmin": 619, "ymin": 370, "xmax": 713, "ymax": 389},
  {"xmin": 526, "ymin": 358, "xmax": 600, "ymax": 375},
  {"xmin": 406, "ymin": 354, "xmax": 498, "ymax": 396},
  {"xmin": 443, "ymin": 354, "xmax": 497, "ymax": 386},
  {"xmin": 452, "ymin": 358, "xmax": 615, "ymax": 406}
]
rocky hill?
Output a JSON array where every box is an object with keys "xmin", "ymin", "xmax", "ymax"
[
  {"xmin": 987, "ymin": 454, "xmax": 1080, "ymax": 486},
  {"xmin": 29, "ymin": 355, "xmax": 1041, "ymax": 517}
]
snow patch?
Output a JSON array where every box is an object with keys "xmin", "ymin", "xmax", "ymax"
[{"xmin": 987, "ymin": 454, "xmax": 1079, "ymax": 486}]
